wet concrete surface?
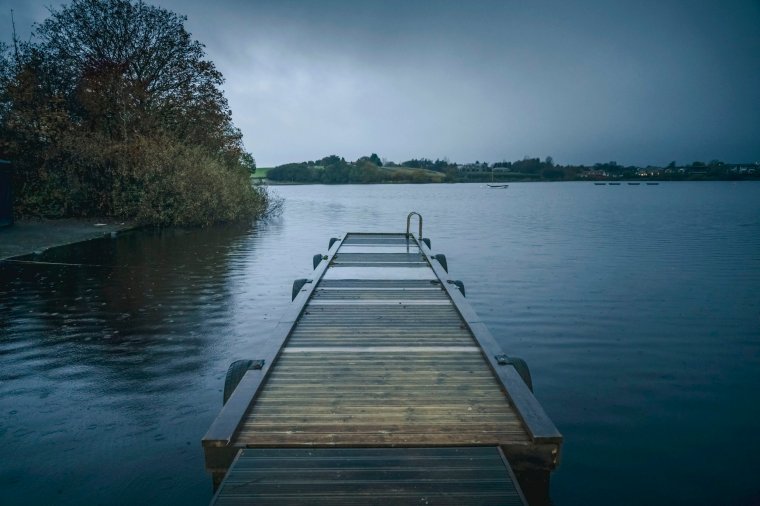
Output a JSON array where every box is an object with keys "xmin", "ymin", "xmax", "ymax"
[{"xmin": 0, "ymin": 218, "xmax": 134, "ymax": 260}]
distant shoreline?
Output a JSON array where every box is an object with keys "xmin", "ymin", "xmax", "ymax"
[
  {"xmin": 256, "ymin": 158, "xmax": 758, "ymax": 185},
  {"xmin": 258, "ymin": 177, "xmax": 760, "ymax": 186}
]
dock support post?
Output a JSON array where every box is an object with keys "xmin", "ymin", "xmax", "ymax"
[{"xmin": 513, "ymin": 469, "xmax": 551, "ymax": 506}]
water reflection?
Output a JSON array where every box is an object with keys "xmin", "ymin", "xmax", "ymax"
[
  {"xmin": 2, "ymin": 226, "xmax": 252, "ymax": 390},
  {"xmin": 0, "ymin": 224, "xmax": 267, "ymax": 505}
]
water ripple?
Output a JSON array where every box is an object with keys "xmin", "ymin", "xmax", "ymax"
[{"xmin": 1, "ymin": 182, "xmax": 759, "ymax": 505}]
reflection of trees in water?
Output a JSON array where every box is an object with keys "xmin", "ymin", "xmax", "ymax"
[{"xmin": 0, "ymin": 223, "xmax": 254, "ymax": 400}]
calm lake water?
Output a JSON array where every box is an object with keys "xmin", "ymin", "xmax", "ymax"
[{"xmin": 1, "ymin": 182, "xmax": 759, "ymax": 505}]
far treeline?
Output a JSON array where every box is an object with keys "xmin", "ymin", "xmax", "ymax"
[
  {"xmin": 0, "ymin": 0, "xmax": 268, "ymax": 226},
  {"xmin": 266, "ymin": 156, "xmax": 759, "ymax": 184}
]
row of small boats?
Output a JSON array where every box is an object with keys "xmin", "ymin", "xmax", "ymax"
[
  {"xmin": 594, "ymin": 182, "xmax": 659, "ymax": 185},
  {"xmin": 484, "ymin": 182, "xmax": 661, "ymax": 188}
]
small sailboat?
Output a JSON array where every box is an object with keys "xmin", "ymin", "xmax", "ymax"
[{"xmin": 487, "ymin": 168, "xmax": 508, "ymax": 188}]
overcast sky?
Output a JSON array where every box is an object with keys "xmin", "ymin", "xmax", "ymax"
[{"xmin": 2, "ymin": 0, "xmax": 759, "ymax": 167}]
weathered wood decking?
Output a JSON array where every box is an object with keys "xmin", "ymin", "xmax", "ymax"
[
  {"xmin": 203, "ymin": 233, "xmax": 562, "ymax": 505},
  {"xmin": 211, "ymin": 447, "xmax": 527, "ymax": 506}
]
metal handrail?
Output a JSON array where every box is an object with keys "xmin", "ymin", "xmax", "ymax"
[{"xmin": 406, "ymin": 212, "xmax": 422, "ymax": 240}]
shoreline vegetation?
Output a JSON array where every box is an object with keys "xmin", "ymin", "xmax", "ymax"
[
  {"xmin": 260, "ymin": 155, "xmax": 759, "ymax": 184},
  {"xmin": 0, "ymin": 0, "xmax": 269, "ymax": 226}
]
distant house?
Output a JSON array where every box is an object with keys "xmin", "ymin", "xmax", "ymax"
[
  {"xmin": 730, "ymin": 164, "xmax": 758, "ymax": 174},
  {"xmin": 456, "ymin": 164, "xmax": 489, "ymax": 173},
  {"xmin": 583, "ymin": 169, "xmax": 608, "ymax": 179}
]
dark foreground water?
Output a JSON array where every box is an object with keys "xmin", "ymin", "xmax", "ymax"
[{"xmin": 1, "ymin": 182, "xmax": 759, "ymax": 505}]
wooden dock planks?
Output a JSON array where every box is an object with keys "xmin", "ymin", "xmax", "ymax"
[
  {"xmin": 203, "ymin": 232, "xmax": 561, "ymax": 504},
  {"xmin": 232, "ymin": 234, "xmax": 531, "ymax": 448},
  {"xmin": 211, "ymin": 447, "xmax": 527, "ymax": 506},
  {"xmin": 236, "ymin": 350, "xmax": 529, "ymax": 446}
]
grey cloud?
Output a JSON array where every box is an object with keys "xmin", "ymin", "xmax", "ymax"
[{"xmin": 2, "ymin": 0, "xmax": 758, "ymax": 166}]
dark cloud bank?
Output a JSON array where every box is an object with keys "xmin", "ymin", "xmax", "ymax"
[{"xmin": 2, "ymin": 0, "xmax": 758, "ymax": 166}]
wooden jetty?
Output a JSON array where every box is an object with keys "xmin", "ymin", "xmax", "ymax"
[{"xmin": 203, "ymin": 215, "xmax": 562, "ymax": 505}]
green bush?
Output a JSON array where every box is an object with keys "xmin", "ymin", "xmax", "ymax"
[{"xmin": 111, "ymin": 136, "xmax": 268, "ymax": 226}]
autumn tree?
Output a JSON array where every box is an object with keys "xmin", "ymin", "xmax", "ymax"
[{"xmin": 0, "ymin": 0, "xmax": 264, "ymax": 224}]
